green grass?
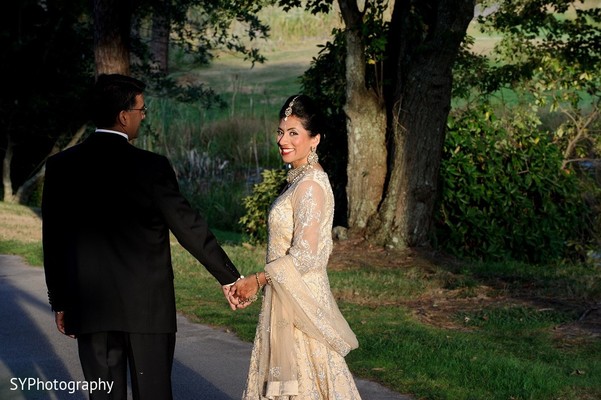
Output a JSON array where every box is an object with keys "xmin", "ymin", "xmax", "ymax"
[
  {"xmin": 0, "ymin": 240, "xmax": 43, "ymax": 266},
  {"xmin": 169, "ymin": 241, "xmax": 601, "ymax": 400},
  {"xmin": 344, "ymin": 305, "xmax": 600, "ymax": 400},
  {"xmin": 171, "ymin": 242, "xmax": 265, "ymax": 341},
  {"xmin": 165, "ymin": 6, "xmax": 337, "ymax": 123},
  {"xmin": 2, "ymin": 201, "xmax": 601, "ymax": 399}
]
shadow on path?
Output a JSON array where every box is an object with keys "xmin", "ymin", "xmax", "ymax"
[
  {"xmin": 0, "ymin": 255, "xmax": 85, "ymax": 399},
  {"xmin": 0, "ymin": 256, "xmax": 233, "ymax": 399}
]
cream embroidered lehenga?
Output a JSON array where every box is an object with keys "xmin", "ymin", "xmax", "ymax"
[{"xmin": 242, "ymin": 167, "xmax": 361, "ymax": 400}]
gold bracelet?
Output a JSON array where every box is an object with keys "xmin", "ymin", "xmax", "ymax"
[
  {"xmin": 255, "ymin": 273, "xmax": 264, "ymax": 290},
  {"xmin": 264, "ymin": 271, "xmax": 273, "ymax": 285}
]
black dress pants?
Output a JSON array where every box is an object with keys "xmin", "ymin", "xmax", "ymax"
[{"xmin": 77, "ymin": 331, "xmax": 176, "ymax": 400}]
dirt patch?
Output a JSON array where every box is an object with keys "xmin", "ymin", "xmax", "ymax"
[
  {"xmin": 329, "ymin": 235, "xmax": 601, "ymax": 343},
  {"xmin": 0, "ymin": 208, "xmax": 42, "ymax": 243}
]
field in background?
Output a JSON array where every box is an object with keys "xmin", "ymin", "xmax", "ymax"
[
  {"xmin": 172, "ymin": 5, "xmax": 343, "ymax": 120},
  {"xmin": 141, "ymin": 8, "xmax": 343, "ymax": 231},
  {"xmin": 150, "ymin": 6, "xmax": 507, "ymax": 232}
]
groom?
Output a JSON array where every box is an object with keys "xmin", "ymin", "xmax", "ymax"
[{"xmin": 42, "ymin": 74, "xmax": 241, "ymax": 400}]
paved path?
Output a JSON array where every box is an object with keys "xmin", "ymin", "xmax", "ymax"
[{"xmin": 0, "ymin": 255, "xmax": 412, "ymax": 400}]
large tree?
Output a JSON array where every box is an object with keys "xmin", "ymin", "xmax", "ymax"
[
  {"xmin": 367, "ymin": 0, "xmax": 474, "ymax": 248},
  {"xmin": 0, "ymin": 0, "xmax": 92, "ymax": 203},
  {"xmin": 93, "ymin": 0, "xmax": 133, "ymax": 75},
  {"xmin": 0, "ymin": 0, "xmax": 269, "ymax": 204},
  {"xmin": 287, "ymin": 0, "xmax": 475, "ymax": 248},
  {"xmin": 301, "ymin": 0, "xmax": 601, "ymax": 252}
]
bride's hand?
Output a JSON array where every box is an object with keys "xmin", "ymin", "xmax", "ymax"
[{"xmin": 230, "ymin": 276, "xmax": 260, "ymax": 308}]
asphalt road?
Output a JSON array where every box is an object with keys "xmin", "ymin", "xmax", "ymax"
[{"xmin": 0, "ymin": 255, "xmax": 412, "ymax": 400}]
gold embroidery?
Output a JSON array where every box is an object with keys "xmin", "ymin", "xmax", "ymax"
[{"xmin": 242, "ymin": 169, "xmax": 361, "ymax": 399}]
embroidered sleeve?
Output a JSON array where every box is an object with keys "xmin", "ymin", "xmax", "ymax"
[{"xmin": 288, "ymin": 179, "xmax": 325, "ymax": 274}]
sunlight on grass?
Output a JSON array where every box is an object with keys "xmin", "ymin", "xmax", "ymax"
[
  {"xmin": 1, "ymin": 203, "xmax": 600, "ymax": 399},
  {"xmin": 345, "ymin": 305, "xmax": 601, "ymax": 400},
  {"xmin": 167, "ymin": 240, "xmax": 601, "ymax": 400}
]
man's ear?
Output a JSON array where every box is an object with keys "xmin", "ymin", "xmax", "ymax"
[{"xmin": 117, "ymin": 110, "xmax": 128, "ymax": 127}]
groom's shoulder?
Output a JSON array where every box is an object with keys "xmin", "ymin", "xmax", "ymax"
[{"xmin": 131, "ymin": 146, "xmax": 169, "ymax": 163}]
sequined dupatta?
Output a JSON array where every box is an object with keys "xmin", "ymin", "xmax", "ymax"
[
  {"xmin": 248, "ymin": 170, "xmax": 359, "ymax": 399},
  {"xmin": 258, "ymin": 257, "xmax": 358, "ymax": 398}
]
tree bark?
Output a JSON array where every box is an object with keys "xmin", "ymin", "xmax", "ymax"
[
  {"xmin": 339, "ymin": 0, "xmax": 387, "ymax": 231},
  {"xmin": 3, "ymin": 135, "xmax": 15, "ymax": 202},
  {"xmin": 93, "ymin": 0, "xmax": 132, "ymax": 76},
  {"xmin": 367, "ymin": 0, "xmax": 475, "ymax": 248},
  {"xmin": 150, "ymin": 0, "xmax": 170, "ymax": 74},
  {"xmin": 14, "ymin": 124, "xmax": 88, "ymax": 205}
]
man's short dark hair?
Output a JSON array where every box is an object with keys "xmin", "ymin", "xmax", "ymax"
[{"xmin": 91, "ymin": 74, "xmax": 146, "ymax": 128}]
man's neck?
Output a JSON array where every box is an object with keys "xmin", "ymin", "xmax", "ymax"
[{"xmin": 95, "ymin": 129, "xmax": 129, "ymax": 141}]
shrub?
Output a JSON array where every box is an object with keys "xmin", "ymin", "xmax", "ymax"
[
  {"xmin": 239, "ymin": 168, "xmax": 287, "ymax": 244},
  {"xmin": 436, "ymin": 106, "xmax": 593, "ymax": 263}
]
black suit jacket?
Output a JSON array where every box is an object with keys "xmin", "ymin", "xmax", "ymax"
[{"xmin": 42, "ymin": 132, "xmax": 240, "ymax": 335}]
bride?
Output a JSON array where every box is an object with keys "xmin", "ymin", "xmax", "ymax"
[{"xmin": 231, "ymin": 94, "xmax": 361, "ymax": 399}]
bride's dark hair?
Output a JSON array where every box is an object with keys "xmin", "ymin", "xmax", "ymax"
[{"xmin": 279, "ymin": 94, "xmax": 325, "ymax": 138}]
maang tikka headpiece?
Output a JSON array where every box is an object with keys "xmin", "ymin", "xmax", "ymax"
[{"xmin": 284, "ymin": 96, "xmax": 300, "ymax": 121}]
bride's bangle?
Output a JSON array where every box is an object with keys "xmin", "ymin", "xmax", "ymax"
[
  {"xmin": 255, "ymin": 273, "xmax": 264, "ymax": 290},
  {"xmin": 264, "ymin": 271, "xmax": 273, "ymax": 285}
]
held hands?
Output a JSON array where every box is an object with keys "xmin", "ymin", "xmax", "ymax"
[
  {"xmin": 222, "ymin": 275, "xmax": 259, "ymax": 310},
  {"xmin": 222, "ymin": 284, "xmax": 241, "ymax": 311},
  {"xmin": 223, "ymin": 273, "xmax": 268, "ymax": 310},
  {"xmin": 230, "ymin": 273, "xmax": 265, "ymax": 308},
  {"xmin": 230, "ymin": 275, "xmax": 259, "ymax": 309}
]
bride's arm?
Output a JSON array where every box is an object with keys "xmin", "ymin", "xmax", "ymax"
[{"xmin": 230, "ymin": 179, "xmax": 325, "ymax": 303}]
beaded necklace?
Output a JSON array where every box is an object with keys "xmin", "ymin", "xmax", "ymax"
[{"xmin": 286, "ymin": 163, "xmax": 312, "ymax": 185}]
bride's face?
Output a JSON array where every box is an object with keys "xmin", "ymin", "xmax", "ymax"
[{"xmin": 276, "ymin": 115, "xmax": 319, "ymax": 169}]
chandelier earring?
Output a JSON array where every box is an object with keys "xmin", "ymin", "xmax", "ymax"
[{"xmin": 307, "ymin": 146, "xmax": 319, "ymax": 165}]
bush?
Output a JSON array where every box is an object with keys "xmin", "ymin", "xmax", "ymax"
[
  {"xmin": 436, "ymin": 106, "xmax": 594, "ymax": 263},
  {"xmin": 239, "ymin": 168, "xmax": 287, "ymax": 244},
  {"xmin": 180, "ymin": 176, "xmax": 247, "ymax": 232}
]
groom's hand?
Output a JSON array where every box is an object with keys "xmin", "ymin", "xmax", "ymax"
[
  {"xmin": 222, "ymin": 284, "xmax": 240, "ymax": 310},
  {"xmin": 229, "ymin": 276, "xmax": 260, "ymax": 309}
]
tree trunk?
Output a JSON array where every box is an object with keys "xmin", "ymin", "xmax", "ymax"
[
  {"xmin": 367, "ymin": 0, "xmax": 475, "ymax": 248},
  {"xmin": 13, "ymin": 124, "xmax": 88, "ymax": 205},
  {"xmin": 150, "ymin": 0, "xmax": 170, "ymax": 74},
  {"xmin": 339, "ymin": 0, "xmax": 387, "ymax": 231},
  {"xmin": 92, "ymin": 0, "xmax": 132, "ymax": 76},
  {"xmin": 3, "ymin": 135, "xmax": 15, "ymax": 203}
]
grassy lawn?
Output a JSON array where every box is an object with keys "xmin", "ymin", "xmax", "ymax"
[
  {"xmin": 163, "ymin": 237, "xmax": 601, "ymax": 400},
  {"xmin": 1, "ymin": 197, "xmax": 600, "ymax": 400}
]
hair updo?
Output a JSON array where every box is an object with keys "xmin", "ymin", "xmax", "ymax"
[{"xmin": 279, "ymin": 94, "xmax": 325, "ymax": 138}]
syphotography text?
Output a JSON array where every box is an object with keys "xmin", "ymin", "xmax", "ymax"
[{"xmin": 10, "ymin": 377, "xmax": 114, "ymax": 395}]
